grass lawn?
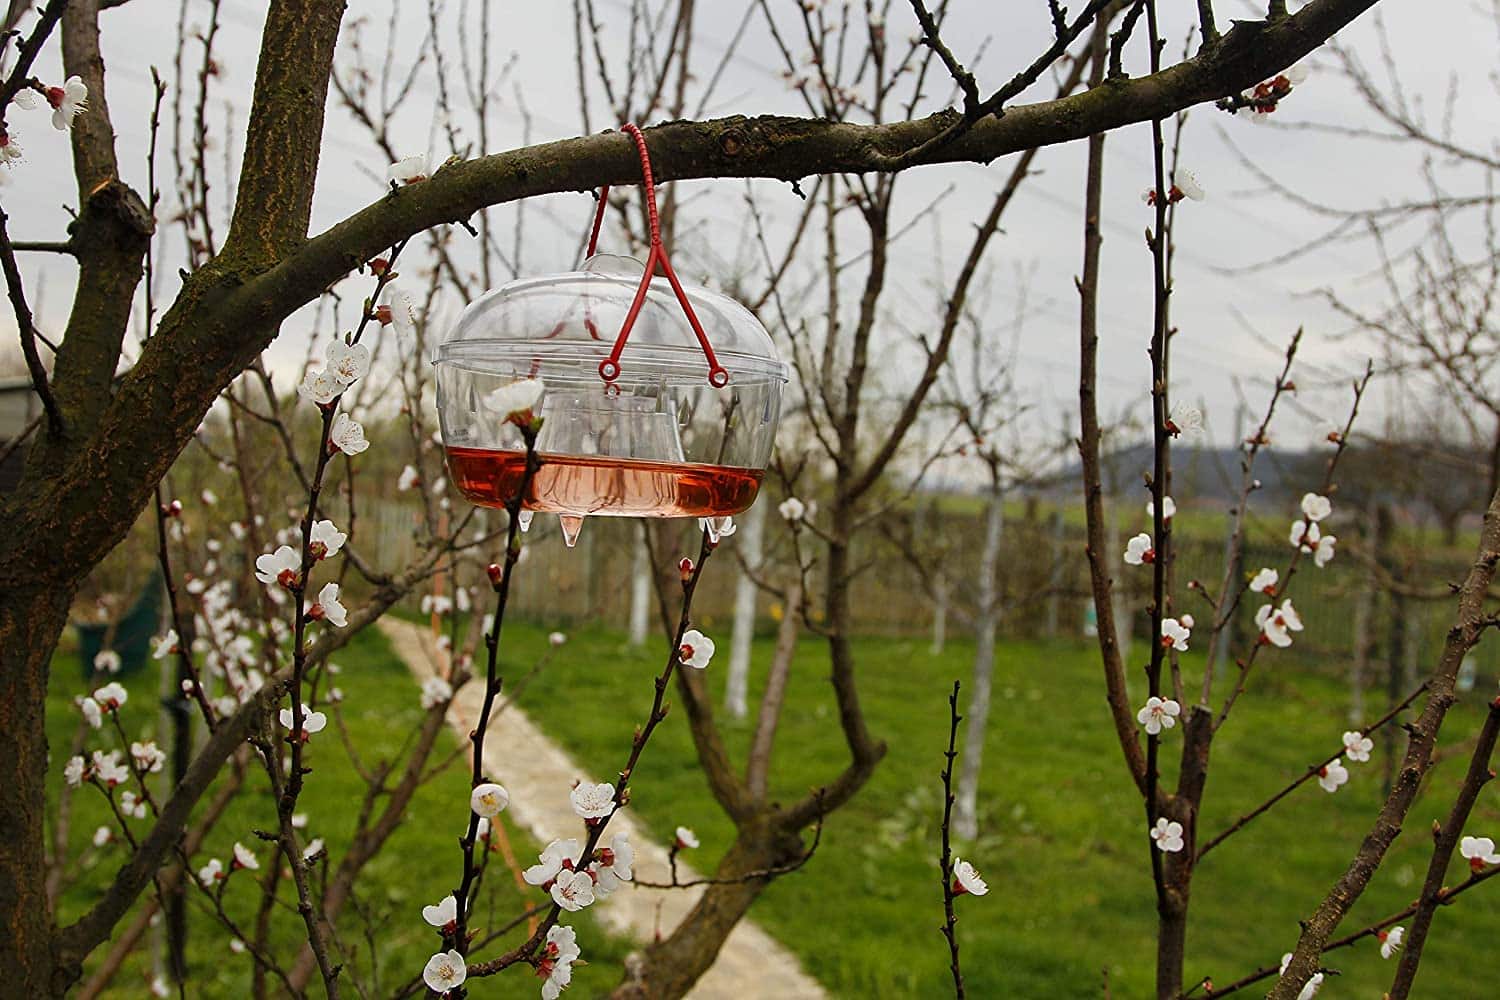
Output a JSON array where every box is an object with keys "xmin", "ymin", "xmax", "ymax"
[
  {"xmin": 488, "ymin": 614, "xmax": 1500, "ymax": 999},
  {"xmin": 47, "ymin": 626, "xmax": 633, "ymax": 998}
]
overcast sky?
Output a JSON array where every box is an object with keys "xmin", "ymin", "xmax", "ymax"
[{"xmin": 3, "ymin": 0, "xmax": 1496, "ymax": 457}]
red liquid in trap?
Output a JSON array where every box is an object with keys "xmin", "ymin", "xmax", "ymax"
[{"xmin": 445, "ymin": 447, "xmax": 764, "ymax": 518}]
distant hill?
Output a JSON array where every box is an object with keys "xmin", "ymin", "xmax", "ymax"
[{"xmin": 1041, "ymin": 442, "xmax": 1320, "ymax": 505}]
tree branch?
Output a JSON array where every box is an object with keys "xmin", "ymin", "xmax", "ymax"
[
  {"xmin": 1270, "ymin": 482, "xmax": 1500, "ymax": 998},
  {"xmin": 1386, "ymin": 697, "xmax": 1500, "ymax": 997}
]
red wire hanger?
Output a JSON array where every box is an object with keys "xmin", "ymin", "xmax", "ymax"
[{"xmin": 584, "ymin": 123, "xmax": 729, "ymax": 388}]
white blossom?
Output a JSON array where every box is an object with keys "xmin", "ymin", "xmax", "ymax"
[
  {"xmin": 45, "ymin": 77, "xmax": 88, "ymax": 131},
  {"xmin": 421, "ymin": 593, "xmax": 454, "ymax": 616},
  {"xmin": 233, "ymin": 842, "xmax": 259, "ymax": 870},
  {"xmin": 678, "ymin": 628, "xmax": 715, "ymax": 669},
  {"xmin": 539, "ymin": 925, "xmax": 580, "ymax": 1000},
  {"xmin": 309, "ymin": 519, "xmax": 346, "ymax": 559},
  {"xmin": 549, "ymin": 867, "xmax": 595, "ymax": 911},
  {"xmin": 1166, "ymin": 402, "xmax": 1203, "ymax": 438},
  {"xmin": 951, "ymin": 858, "xmax": 989, "ymax": 896},
  {"xmin": 674, "ymin": 827, "xmax": 699, "ymax": 850},
  {"xmin": 1300, "ymin": 493, "xmax": 1332, "ymax": 522},
  {"xmin": 303, "ymin": 838, "xmax": 325, "ymax": 862},
  {"xmin": 470, "ymin": 782, "xmax": 510, "ymax": 818},
  {"xmin": 381, "ymin": 284, "xmax": 419, "ymax": 345},
  {"xmin": 421, "ymin": 675, "xmax": 453, "ymax": 709},
  {"xmin": 388, "ymin": 154, "xmax": 431, "ymax": 185},
  {"xmin": 592, "ymin": 832, "xmax": 634, "ymax": 895},
  {"xmin": 1124, "ymin": 532, "xmax": 1155, "ymax": 566},
  {"xmin": 1250, "ymin": 567, "xmax": 1279, "ymax": 595},
  {"xmin": 1172, "ymin": 168, "xmax": 1205, "ymax": 201},
  {"xmin": 0, "ymin": 131, "xmax": 23, "ymax": 165},
  {"xmin": 1461, "ymin": 835, "xmax": 1500, "ymax": 867},
  {"xmin": 523, "ymin": 838, "xmax": 581, "ymax": 886},
  {"xmin": 255, "ymin": 545, "xmax": 301, "ymax": 589},
  {"xmin": 397, "ymin": 465, "xmax": 420, "ymax": 491},
  {"xmin": 549, "ymin": 631, "xmax": 567, "ymax": 647},
  {"xmin": 297, "ymin": 367, "xmax": 342, "ymax": 406},
  {"xmin": 131, "ymin": 740, "xmax": 166, "ymax": 773},
  {"xmin": 1146, "ymin": 496, "xmax": 1176, "ymax": 520},
  {"xmin": 1160, "ymin": 618, "xmax": 1190, "ymax": 652},
  {"xmin": 201, "ymin": 489, "xmax": 218, "ymax": 505},
  {"xmin": 94, "ymin": 649, "xmax": 122, "ymax": 674},
  {"xmin": 1256, "ymin": 600, "xmax": 1304, "ymax": 648},
  {"xmin": 279, "ymin": 707, "xmax": 328, "ymax": 740},
  {"xmin": 154, "ymin": 628, "xmax": 180, "ymax": 659},
  {"xmin": 93, "ymin": 682, "xmax": 127, "ymax": 712},
  {"xmin": 120, "ymin": 790, "xmax": 146, "ymax": 819},
  {"xmin": 329, "ymin": 413, "xmax": 369, "ymax": 456},
  {"xmin": 1312, "ymin": 531, "xmax": 1336, "ymax": 567},
  {"xmin": 778, "ymin": 496, "xmax": 806, "ymax": 522},
  {"xmin": 93, "ymin": 825, "xmax": 113, "ymax": 847},
  {"xmin": 64, "ymin": 755, "xmax": 87, "ymax": 787},
  {"xmin": 198, "ymin": 858, "xmax": 225, "ymax": 884},
  {"xmin": 1150, "ymin": 817, "xmax": 1185, "ymax": 853},
  {"xmin": 1380, "ymin": 925, "xmax": 1404, "ymax": 959},
  {"xmin": 485, "ymin": 378, "xmax": 545, "ymax": 420},
  {"xmin": 78, "ymin": 696, "xmax": 102, "ymax": 729},
  {"xmin": 422, "ymin": 894, "xmax": 459, "ymax": 931},
  {"xmin": 312, "ymin": 581, "xmax": 347, "ymax": 627},
  {"xmin": 1342, "ymin": 731, "xmax": 1373, "ymax": 763},
  {"xmin": 327, "ymin": 340, "xmax": 370, "ymax": 385},
  {"xmin": 570, "ymin": 781, "xmax": 616, "ymax": 821},
  {"xmin": 1317, "ymin": 758, "xmax": 1348, "ymax": 793},
  {"xmin": 422, "ymin": 949, "xmax": 467, "ymax": 993},
  {"xmin": 1136, "ymin": 696, "xmax": 1182, "ymax": 735}
]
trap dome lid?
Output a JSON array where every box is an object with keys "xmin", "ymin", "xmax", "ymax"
[{"xmin": 433, "ymin": 253, "xmax": 788, "ymax": 386}]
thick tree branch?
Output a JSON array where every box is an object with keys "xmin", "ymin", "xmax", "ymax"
[{"xmin": 222, "ymin": 0, "xmax": 346, "ymax": 263}]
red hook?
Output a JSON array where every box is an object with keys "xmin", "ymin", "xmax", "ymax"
[{"xmin": 585, "ymin": 123, "xmax": 729, "ymax": 388}]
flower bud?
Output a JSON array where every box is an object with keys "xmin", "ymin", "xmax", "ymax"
[
  {"xmin": 486, "ymin": 563, "xmax": 503, "ymax": 587},
  {"xmin": 678, "ymin": 557, "xmax": 694, "ymax": 582}
]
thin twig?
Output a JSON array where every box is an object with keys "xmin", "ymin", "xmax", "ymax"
[{"xmin": 939, "ymin": 680, "xmax": 965, "ymax": 999}]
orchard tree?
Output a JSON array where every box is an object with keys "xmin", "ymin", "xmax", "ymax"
[{"xmin": 0, "ymin": 1, "xmax": 1422, "ymax": 998}]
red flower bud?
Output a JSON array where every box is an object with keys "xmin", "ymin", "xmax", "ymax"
[
  {"xmin": 368, "ymin": 257, "xmax": 390, "ymax": 275},
  {"xmin": 678, "ymin": 557, "xmax": 694, "ymax": 582},
  {"xmin": 374, "ymin": 304, "xmax": 393, "ymax": 325},
  {"xmin": 486, "ymin": 563, "xmax": 503, "ymax": 586}
]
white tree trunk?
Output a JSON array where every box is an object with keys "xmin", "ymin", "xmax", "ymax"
[
  {"xmin": 725, "ymin": 500, "xmax": 765, "ymax": 719},
  {"xmin": 930, "ymin": 576, "xmax": 949, "ymax": 656},
  {"xmin": 627, "ymin": 527, "xmax": 651, "ymax": 647},
  {"xmin": 954, "ymin": 489, "xmax": 1003, "ymax": 841}
]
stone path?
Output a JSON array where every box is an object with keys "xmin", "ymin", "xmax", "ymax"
[{"xmin": 378, "ymin": 619, "xmax": 825, "ymax": 1000}]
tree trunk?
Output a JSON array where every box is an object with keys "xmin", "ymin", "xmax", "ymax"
[
  {"xmin": 930, "ymin": 576, "xmax": 949, "ymax": 655},
  {"xmin": 1156, "ymin": 901, "xmax": 1189, "ymax": 1000},
  {"xmin": 954, "ymin": 489, "xmax": 1003, "ymax": 841},
  {"xmin": 725, "ymin": 499, "xmax": 764, "ymax": 719},
  {"xmin": 628, "ymin": 526, "xmax": 651, "ymax": 647},
  {"xmin": 0, "ymin": 583, "xmax": 77, "ymax": 998}
]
